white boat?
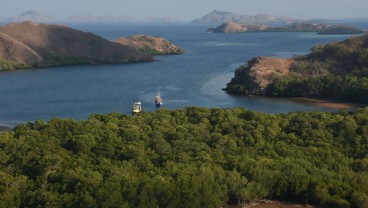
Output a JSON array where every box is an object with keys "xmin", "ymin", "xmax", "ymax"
[
  {"xmin": 155, "ymin": 92, "xmax": 163, "ymax": 107},
  {"xmin": 132, "ymin": 101, "xmax": 142, "ymax": 115}
]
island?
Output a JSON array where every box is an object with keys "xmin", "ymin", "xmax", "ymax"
[
  {"xmin": 114, "ymin": 35, "xmax": 184, "ymax": 55},
  {"xmin": 208, "ymin": 22, "xmax": 365, "ymax": 34},
  {"xmin": 224, "ymin": 33, "xmax": 368, "ymax": 104},
  {"xmin": 0, "ymin": 21, "xmax": 153, "ymax": 71},
  {"xmin": 192, "ymin": 10, "xmax": 296, "ymax": 24}
]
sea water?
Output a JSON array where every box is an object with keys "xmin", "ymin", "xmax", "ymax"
[{"xmin": 0, "ymin": 23, "xmax": 363, "ymax": 126}]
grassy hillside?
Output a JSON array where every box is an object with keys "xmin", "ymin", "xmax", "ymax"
[
  {"xmin": 0, "ymin": 22, "xmax": 153, "ymax": 71},
  {"xmin": 1, "ymin": 107, "xmax": 368, "ymax": 207}
]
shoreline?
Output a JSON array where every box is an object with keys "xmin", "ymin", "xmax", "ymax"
[
  {"xmin": 245, "ymin": 94, "xmax": 365, "ymax": 110},
  {"xmin": 0, "ymin": 97, "xmax": 364, "ymax": 130},
  {"xmin": 290, "ymin": 97, "xmax": 364, "ymax": 109}
]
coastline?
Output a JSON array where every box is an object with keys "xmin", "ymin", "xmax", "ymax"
[
  {"xmin": 290, "ymin": 97, "xmax": 364, "ymax": 109},
  {"xmin": 244, "ymin": 94, "xmax": 365, "ymax": 110}
]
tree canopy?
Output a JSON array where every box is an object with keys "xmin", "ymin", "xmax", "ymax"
[{"xmin": 1, "ymin": 107, "xmax": 368, "ymax": 208}]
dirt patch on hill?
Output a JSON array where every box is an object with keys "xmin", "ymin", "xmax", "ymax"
[
  {"xmin": 248, "ymin": 56, "xmax": 295, "ymax": 90},
  {"xmin": 114, "ymin": 35, "xmax": 184, "ymax": 55}
]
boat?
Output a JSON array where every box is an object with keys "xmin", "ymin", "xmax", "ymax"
[
  {"xmin": 132, "ymin": 101, "xmax": 142, "ymax": 115},
  {"xmin": 155, "ymin": 92, "xmax": 163, "ymax": 107}
]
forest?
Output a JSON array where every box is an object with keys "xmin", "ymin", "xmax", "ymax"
[
  {"xmin": 1, "ymin": 107, "xmax": 368, "ymax": 208},
  {"xmin": 225, "ymin": 34, "xmax": 368, "ymax": 103}
]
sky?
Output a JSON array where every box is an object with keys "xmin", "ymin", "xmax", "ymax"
[{"xmin": 1, "ymin": 0, "xmax": 368, "ymax": 21}]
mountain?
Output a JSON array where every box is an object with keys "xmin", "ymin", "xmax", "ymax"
[
  {"xmin": 0, "ymin": 21, "xmax": 153, "ymax": 70},
  {"xmin": 224, "ymin": 33, "xmax": 368, "ymax": 103},
  {"xmin": 114, "ymin": 35, "xmax": 184, "ymax": 55},
  {"xmin": 2, "ymin": 10, "xmax": 58, "ymax": 23},
  {"xmin": 192, "ymin": 10, "xmax": 296, "ymax": 24},
  {"xmin": 1, "ymin": 11, "xmax": 180, "ymax": 24}
]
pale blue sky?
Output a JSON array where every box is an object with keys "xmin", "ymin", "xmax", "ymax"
[{"xmin": 1, "ymin": 0, "xmax": 368, "ymax": 20}]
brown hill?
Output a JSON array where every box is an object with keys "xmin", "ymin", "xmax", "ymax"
[
  {"xmin": 0, "ymin": 32, "xmax": 43, "ymax": 63},
  {"xmin": 114, "ymin": 35, "xmax": 184, "ymax": 55},
  {"xmin": 0, "ymin": 21, "xmax": 153, "ymax": 70}
]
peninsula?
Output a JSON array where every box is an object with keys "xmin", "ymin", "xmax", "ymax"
[
  {"xmin": 0, "ymin": 21, "xmax": 153, "ymax": 71},
  {"xmin": 224, "ymin": 33, "xmax": 368, "ymax": 104},
  {"xmin": 114, "ymin": 35, "xmax": 184, "ymax": 55}
]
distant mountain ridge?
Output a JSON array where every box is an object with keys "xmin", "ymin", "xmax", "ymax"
[
  {"xmin": 3, "ymin": 10, "xmax": 58, "ymax": 23},
  {"xmin": 67, "ymin": 14, "xmax": 136, "ymax": 23},
  {"xmin": 1, "ymin": 11, "xmax": 181, "ymax": 24},
  {"xmin": 0, "ymin": 21, "xmax": 153, "ymax": 70},
  {"xmin": 192, "ymin": 10, "xmax": 297, "ymax": 24},
  {"xmin": 208, "ymin": 22, "xmax": 364, "ymax": 34}
]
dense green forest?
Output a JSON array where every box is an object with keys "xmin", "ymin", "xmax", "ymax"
[
  {"xmin": 1, "ymin": 107, "xmax": 368, "ymax": 208},
  {"xmin": 225, "ymin": 34, "xmax": 368, "ymax": 103}
]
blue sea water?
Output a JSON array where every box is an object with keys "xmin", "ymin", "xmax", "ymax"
[{"xmin": 0, "ymin": 23, "xmax": 363, "ymax": 126}]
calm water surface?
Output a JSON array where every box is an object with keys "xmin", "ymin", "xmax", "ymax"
[{"xmin": 0, "ymin": 24, "xmax": 360, "ymax": 126}]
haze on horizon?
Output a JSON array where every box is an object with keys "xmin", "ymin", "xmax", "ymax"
[{"xmin": 1, "ymin": 0, "xmax": 368, "ymax": 21}]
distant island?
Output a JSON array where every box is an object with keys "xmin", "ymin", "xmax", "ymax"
[
  {"xmin": 224, "ymin": 33, "xmax": 368, "ymax": 104},
  {"xmin": 192, "ymin": 10, "xmax": 297, "ymax": 25},
  {"xmin": 114, "ymin": 35, "xmax": 184, "ymax": 55},
  {"xmin": 208, "ymin": 22, "xmax": 365, "ymax": 34},
  {"xmin": 0, "ymin": 21, "xmax": 153, "ymax": 71}
]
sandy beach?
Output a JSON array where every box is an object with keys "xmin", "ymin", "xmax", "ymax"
[{"xmin": 290, "ymin": 97, "xmax": 364, "ymax": 109}]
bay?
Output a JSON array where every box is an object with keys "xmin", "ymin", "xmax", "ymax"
[{"xmin": 0, "ymin": 23, "xmax": 359, "ymax": 126}]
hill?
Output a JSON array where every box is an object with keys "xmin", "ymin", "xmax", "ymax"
[
  {"xmin": 208, "ymin": 22, "xmax": 364, "ymax": 34},
  {"xmin": 192, "ymin": 10, "xmax": 296, "ymax": 24},
  {"xmin": 1, "ymin": 107, "xmax": 368, "ymax": 207},
  {"xmin": 114, "ymin": 35, "xmax": 184, "ymax": 55},
  {"xmin": 224, "ymin": 33, "xmax": 368, "ymax": 103},
  {"xmin": 0, "ymin": 21, "xmax": 153, "ymax": 70}
]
